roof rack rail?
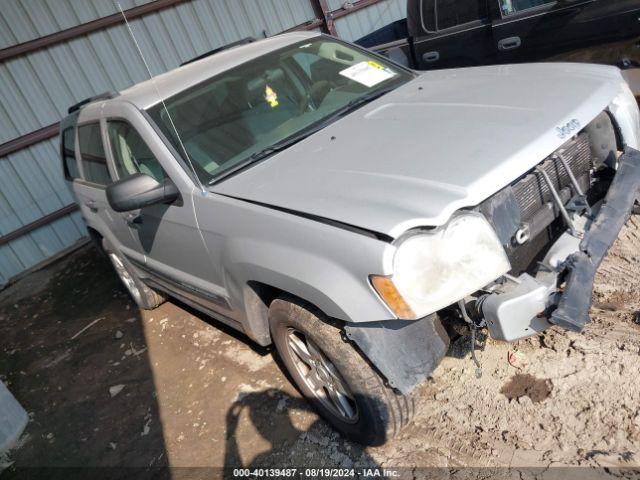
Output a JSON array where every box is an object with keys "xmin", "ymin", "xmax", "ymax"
[
  {"xmin": 67, "ymin": 91, "xmax": 118, "ymax": 114},
  {"xmin": 180, "ymin": 37, "xmax": 256, "ymax": 66}
]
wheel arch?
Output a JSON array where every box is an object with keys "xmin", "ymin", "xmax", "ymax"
[{"xmin": 242, "ymin": 279, "xmax": 347, "ymax": 347}]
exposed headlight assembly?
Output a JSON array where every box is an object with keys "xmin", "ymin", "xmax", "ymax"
[{"xmin": 371, "ymin": 213, "xmax": 510, "ymax": 320}]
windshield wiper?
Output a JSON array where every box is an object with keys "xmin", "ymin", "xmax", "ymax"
[
  {"xmin": 338, "ymin": 86, "xmax": 396, "ymax": 116},
  {"xmin": 249, "ymin": 136, "xmax": 304, "ymax": 162},
  {"xmin": 207, "ymin": 134, "xmax": 312, "ymax": 185},
  {"xmin": 208, "ymin": 85, "xmax": 398, "ymax": 185}
]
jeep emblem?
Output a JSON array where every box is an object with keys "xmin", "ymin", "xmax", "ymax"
[{"xmin": 556, "ymin": 119, "xmax": 581, "ymax": 139}]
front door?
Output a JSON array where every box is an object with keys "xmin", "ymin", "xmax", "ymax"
[
  {"xmin": 101, "ymin": 104, "xmax": 232, "ymax": 318},
  {"xmin": 412, "ymin": 0, "xmax": 494, "ymax": 70}
]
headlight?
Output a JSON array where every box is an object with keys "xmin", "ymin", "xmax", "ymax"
[{"xmin": 371, "ymin": 213, "xmax": 510, "ymax": 319}]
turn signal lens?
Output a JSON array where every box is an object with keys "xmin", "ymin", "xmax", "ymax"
[{"xmin": 370, "ymin": 275, "xmax": 417, "ymax": 320}]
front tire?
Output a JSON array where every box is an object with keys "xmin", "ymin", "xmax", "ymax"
[{"xmin": 269, "ymin": 297, "xmax": 414, "ymax": 445}]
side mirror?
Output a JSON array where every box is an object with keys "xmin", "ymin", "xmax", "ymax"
[{"xmin": 106, "ymin": 173, "xmax": 179, "ymax": 212}]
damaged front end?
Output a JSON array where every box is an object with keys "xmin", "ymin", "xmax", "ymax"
[
  {"xmin": 478, "ymin": 142, "xmax": 640, "ymax": 342},
  {"xmin": 351, "ymin": 110, "xmax": 640, "ymax": 395}
]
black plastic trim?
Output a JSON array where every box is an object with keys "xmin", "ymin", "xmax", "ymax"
[
  {"xmin": 551, "ymin": 147, "xmax": 640, "ymax": 331},
  {"xmin": 344, "ymin": 314, "xmax": 449, "ymax": 394}
]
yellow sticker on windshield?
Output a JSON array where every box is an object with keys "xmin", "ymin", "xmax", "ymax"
[
  {"xmin": 339, "ymin": 61, "xmax": 395, "ymax": 88},
  {"xmin": 265, "ymin": 84, "xmax": 279, "ymax": 108}
]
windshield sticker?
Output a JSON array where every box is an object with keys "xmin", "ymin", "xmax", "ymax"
[
  {"xmin": 264, "ymin": 84, "xmax": 279, "ymax": 108},
  {"xmin": 339, "ymin": 61, "xmax": 396, "ymax": 87}
]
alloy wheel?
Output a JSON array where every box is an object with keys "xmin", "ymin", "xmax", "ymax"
[{"xmin": 286, "ymin": 328, "xmax": 358, "ymax": 423}]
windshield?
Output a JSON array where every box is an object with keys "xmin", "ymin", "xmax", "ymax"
[{"xmin": 147, "ymin": 38, "xmax": 413, "ymax": 184}]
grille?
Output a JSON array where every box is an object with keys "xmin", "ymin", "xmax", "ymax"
[
  {"xmin": 480, "ymin": 131, "xmax": 596, "ymax": 274},
  {"xmin": 512, "ymin": 133, "xmax": 593, "ymax": 222}
]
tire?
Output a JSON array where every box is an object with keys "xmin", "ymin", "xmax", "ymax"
[
  {"xmin": 103, "ymin": 240, "xmax": 166, "ymax": 310},
  {"xmin": 269, "ymin": 297, "xmax": 414, "ymax": 446}
]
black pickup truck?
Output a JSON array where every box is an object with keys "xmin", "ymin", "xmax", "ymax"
[{"xmin": 357, "ymin": 0, "xmax": 640, "ymax": 70}]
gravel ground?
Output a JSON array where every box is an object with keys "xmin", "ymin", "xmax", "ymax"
[{"xmin": 1, "ymin": 218, "xmax": 639, "ymax": 478}]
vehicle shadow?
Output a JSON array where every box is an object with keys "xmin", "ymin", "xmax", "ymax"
[{"xmin": 222, "ymin": 388, "xmax": 380, "ymax": 477}]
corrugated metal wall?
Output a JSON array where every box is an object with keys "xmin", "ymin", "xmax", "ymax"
[
  {"xmin": 0, "ymin": 0, "xmax": 406, "ymax": 286},
  {"xmin": 329, "ymin": 0, "xmax": 406, "ymax": 41},
  {"xmin": 0, "ymin": 0, "xmax": 318, "ymax": 286},
  {"xmin": 0, "ymin": 0, "xmax": 155, "ymax": 49},
  {"xmin": 1, "ymin": 0, "xmax": 316, "ymax": 142}
]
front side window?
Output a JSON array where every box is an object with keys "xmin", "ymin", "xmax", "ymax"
[
  {"xmin": 61, "ymin": 127, "xmax": 80, "ymax": 180},
  {"xmin": 147, "ymin": 38, "xmax": 413, "ymax": 184},
  {"xmin": 107, "ymin": 121, "xmax": 166, "ymax": 182},
  {"xmin": 500, "ymin": 0, "xmax": 554, "ymax": 16},
  {"xmin": 78, "ymin": 123, "xmax": 111, "ymax": 185}
]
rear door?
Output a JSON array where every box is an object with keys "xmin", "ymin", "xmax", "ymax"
[
  {"xmin": 492, "ymin": 0, "xmax": 640, "ymax": 64},
  {"xmin": 71, "ymin": 120, "xmax": 144, "ymax": 264},
  {"xmin": 412, "ymin": 0, "xmax": 494, "ymax": 69}
]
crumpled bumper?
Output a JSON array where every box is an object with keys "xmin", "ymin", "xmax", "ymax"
[{"xmin": 551, "ymin": 147, "xmax": 640, "ymax": 331}]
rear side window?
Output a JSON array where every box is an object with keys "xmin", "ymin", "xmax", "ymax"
[
  {"xmin": 78, "ymin": 123, "xmax": 111, "ymax": 185},
  {"xmin": 107, "ymin": 121, "xmax": 166, "ymax": 183},
  {"xmin": 437, "ymin": 0, "xmax": 487, "ymax": 29},
  {"xmin": 61, "ymin": 127, "xmax": 80, "ymax": 180},
  {"xmin": 420, "ymin": 0, "xmax": 487, "ymax": 31},
  {"xmin": 500, "ymin": 0, "xmax": 554, "ymax": 17}
]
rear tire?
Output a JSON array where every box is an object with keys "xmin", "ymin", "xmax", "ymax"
[
  {"xmin": 269, "ymin": 297, "xmax": 414, "ymax": 446},
  {"xmin": 103, "ymin": 240, "xmax": 165, "ymax": 310}
]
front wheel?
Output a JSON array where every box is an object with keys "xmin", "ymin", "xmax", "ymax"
[{"xmin": 269, "ymin": 297, "xmax": 414, "ymax": 445}]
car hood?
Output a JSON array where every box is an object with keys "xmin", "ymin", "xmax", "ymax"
[{"xmin": 211, "ymin": 63, "xmax": 626, "ymax": 238}]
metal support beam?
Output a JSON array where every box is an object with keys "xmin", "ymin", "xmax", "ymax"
[
  {"xmin": 0, "ymin": 123, "xmax": 59, "ymax": 158},
  {"xmin": 332, "ymin": 0, "xmax": 387, "ymax": 20},
  {"xmin": 0, "ymin": 204, "xmax": 79, "ymax": 247},
  {"xmin": 282, "ymin": 19, "xmax": 325, "ymax": 33},
  {"xmin": 308, "ymin": 0, "xmax": 338, "ymax": 36},
  {"xmin": 0, "ymin": 0, "xmax": 189, "ymax": 63}
]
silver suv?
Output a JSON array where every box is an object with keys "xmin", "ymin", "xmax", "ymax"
[{"xmin": 61, "ymin": 31, "xmax": 640, "ymax": 445}]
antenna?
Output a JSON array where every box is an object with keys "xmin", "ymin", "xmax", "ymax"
[{"xmin": 114, "ymin": 1, "xmax": 205, "ymax": 194}]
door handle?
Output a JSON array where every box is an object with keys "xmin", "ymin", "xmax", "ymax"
[
  {"xmin": 498, "ymin": 36, "xmax": 521, "ymax": 51},
  {"xmin": 84, "ymin": 200, "xmax": 98, "ymax": 212},
  {"xmin": 422, "ymin": 51, "xmax": 440, "ymax": 63}
]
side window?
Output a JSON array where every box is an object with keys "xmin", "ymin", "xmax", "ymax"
[
  {"xmin": 419, "ymin": 0, "xmax": 436, "ymax": 32},
  {"xmin": 61, "ymin": 127, "xmax": 80, "ymax": 180},
  {"xmin": 78, "ymin": 123, "xmax": 111, "ymax": 185},
  {"xmin": 420, "ymin": 0, "xmax": 486, "ymax": 32},
  {"xmin": 436, "ymin": 0, "xmax": 487, "ymax": 29},
  {"xmin": 500, "ymin": 0, "xmax": 554, "ymax": 16},
  {"xmin": 107, "ymin": 121, "xmax": 166, "ymax": 182}
]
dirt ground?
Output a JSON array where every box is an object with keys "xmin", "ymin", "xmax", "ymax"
[{"xmin": 1, "ymin": 218, "xmax": 640, "ymax": 478}]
